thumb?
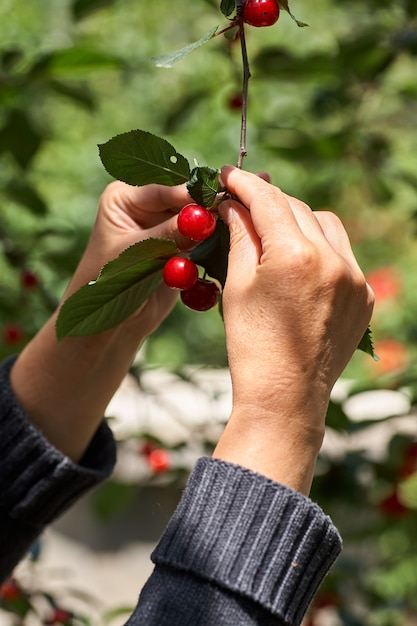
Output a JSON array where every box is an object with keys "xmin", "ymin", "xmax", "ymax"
[{"xmin": 219, "ymin": 199, "xmax": 262, "ymax": 283}]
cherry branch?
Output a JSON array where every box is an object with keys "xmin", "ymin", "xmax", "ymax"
[{"xmin": 237, "ymin": 19, "xmax": 251, "ymax": 169}]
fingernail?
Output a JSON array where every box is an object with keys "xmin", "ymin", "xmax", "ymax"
[{"xmin": 221, "ymin": 164, "xmax": 236, "ymax": 176}]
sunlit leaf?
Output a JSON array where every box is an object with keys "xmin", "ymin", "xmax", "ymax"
[
  {"xmin": 151, "ymin": 26, "xmax": 219, "ymax": 68},
  {"xmin": 278, "ymin": 0, "xmax": 308, "ymax": 26},
  {"xmin": 56, "ymin": 267, "xmax": 163, "ymax": 339},
  {"xmin": 97, "ymin": 239, "xmax": 176, "ymax": 281},
  {"xmin": 56, "ymin": 239, "xmax": 177, "ymax": 339},
  {"xmin": 98, "ymin": 130, "xmax": 190, "ymax": 186},
  {"xmin": 357, "ymin": 326, "xmax": 377, "ymax": 359}
]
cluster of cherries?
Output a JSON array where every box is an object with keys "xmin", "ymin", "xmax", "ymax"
[
  {"xmin": 163, "ymin": 203, "xmax": 221, "ymax": 312},
  {"xmin": 242, "ymin": 0, "xmax": 280, "ymax": 28}
]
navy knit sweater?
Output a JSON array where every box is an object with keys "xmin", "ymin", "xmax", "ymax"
[{"xmin": 0, "ymin": 357, "xmax": 341, "ymax": 625}]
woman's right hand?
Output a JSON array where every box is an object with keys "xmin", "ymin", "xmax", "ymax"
[{"xmin": 213, "ymin": 166, "xmax": 374, "ymax": 494}]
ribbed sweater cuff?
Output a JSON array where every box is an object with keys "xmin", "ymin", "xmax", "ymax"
[
  {"xmin": 152, "ymin": 457, "xmax": 341, "ymax": 626},
  {"xmin": 0, "ymin": 356, "xmax": 116, "ymax": 527}
]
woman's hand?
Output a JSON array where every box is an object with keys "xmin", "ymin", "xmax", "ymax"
[
  {"xmin": 67, "ymin": 180, "xmax": 194, "ymax": 337},
  {"xmin": 10, "ymin": 181, "xmax": 193, "ymax": 461},
  {"xmin": 213, "ymin": 166, "xmax": 374, "ymax": 494}
]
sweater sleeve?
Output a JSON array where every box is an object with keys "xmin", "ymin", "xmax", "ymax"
[
  {"xmin": 128, "ymin": 457, "xmax": 342, "ymax": 626},
  {"xmin": 0, "ymin": 356, "xmax": 117, "ymax": 582}
]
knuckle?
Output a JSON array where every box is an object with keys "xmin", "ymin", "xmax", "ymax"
[
  {"xmin": 317, "ymin": 210, "xmax": 342, "ymax": 225},
  {"xmin": 284, "ymin": 241, "xmax": 317, "ymax": 272},
  {"xmin": 257, "ymin": 187, "xmax": 282, "ymax": 207}
]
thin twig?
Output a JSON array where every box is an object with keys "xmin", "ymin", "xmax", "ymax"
[
  {"xmin": 214, "ymin": 22, "xmax": 239, "ymax": 38},
  {"xmin": 237, "ymin": 20, "xmax": 251, "ymax": 168}
]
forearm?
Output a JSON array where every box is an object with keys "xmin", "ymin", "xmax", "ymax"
[
  {"xmin": 212, "ymin": 394, "xmax": 326, "ymax": 496},
  {"xmin": 9, "ymin": 312, "xmax": 143, "ymax": 462}
]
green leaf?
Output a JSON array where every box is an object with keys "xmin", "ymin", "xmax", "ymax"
[
  {"xmin": 56, "ymin": 268, "xmax": 163, "ymax": 339},
  {"xmin": 278, "ymin": 0, "xmax": 308, "ymax": 26},
  {"xmin": 56, "ymin": 239, "xmax": 177, "ymax": 339},
  {"xmin": 97, "ymin": 238, "xmax": 176, "ymax": 281},
  {"xmin": 220, "ymin": 0, "xmax": 237, "ymax": 18},
  {"xmin": 223, "ymin": 25, "xmax": 240, "ymax": 40},
  {"xmin": 190, "ymin": 220, "xmax": 230, "ymax": 287},
  {"xmin": 187, "ymin": 166, "xmax": 220, "ymax": 208},
  {"xmin": 151, "ymin": 26, "xmax": 219, "ymax": 68},
  {"xmin": 326, "ymin": 400, "xmax": 351, "ymax": 432},
  {"xmin": 357, "ymin": 326, "xmax": 377, "ymax": 359},
  {"xmin": 99, "ymin": 130, "xmax": 190, "ymax": 186}
]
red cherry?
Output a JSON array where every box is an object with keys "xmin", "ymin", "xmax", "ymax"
[
  {"xmin": 370, "ymin": 339, "xmax": 410, "ymax": 374},
  {"xmin": 242, "ymin": 0, "xmax": 280, "ymax": 27},
  {"xmin": 46, "ymin": 608, "xmax": 73, "ymax": 625},
  {"xmin": 2, "ymin": 323, "xmax": 24, "ymax": 345},
  {"xmin": 313, "ymin": 591, "xmax": 340, "ymax": 609},
  {"xmin": 228, "ymin": 93, "xmax": 243, "ymax": 111},
  {"xmin": 163, "ymin": 257, "xmax": 199, "ymax": 291},
  {"xmin": 21, "ymin": 269, "xmax": 39, "ymax": 289},
  {"xmin": 181, "ymin": 278, "xmax": 220, "ymax": 312},
  {"xmin": 377, "ymin": 489, "xmax": 410, "ymax": 517},
  {"xmin": 366, "ymin": 266, "xmax": 401, "ymax": 302},
  {"xmin": 0, "ymin": 579, "xmax": 22, "ymax": 601},
  {"xmin": 399, "ymin": 441, "xmax": 417, "ymax": 478},
  {"xmin": 177, "ymin": 204, "xmax": 216, "ymax": 242},
  {"xmin": 140, "ymin": 441, "xmax": 156, "ymax": 457},
  {"xmin": 147, "ymin": 448, "xmax": 171, "ymax": 473}
]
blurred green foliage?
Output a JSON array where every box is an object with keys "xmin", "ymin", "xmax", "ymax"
[{"xmin": 2, "ymin": 0, "xmax": 417, "ymax": 624}]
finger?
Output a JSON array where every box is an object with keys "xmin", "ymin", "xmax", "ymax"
[
  {"xmin": 282, "ymin": 195, "xmax": 330, "ymax": 244},
  {"xmin": 313, "ymin": 211, "xmax": 367, "ymax": 278},
  {"xmin": 103, "ymin": 181, "xmax": 193, "ymax": 228},
  {"xmin": 314, "ymin": 211, "xmax": 355, "ymax": 258},
  {"xmin": 220, "ymin": 166, "xmax": 303, "ymax": 244},
  {"xmin": 219, "ymin": 199, "xmax": 262, "ymax": 276},
  {"xmin": 143, "ymin": 212, "xmax": 198, "ymax": 251},
  {"xmin": 313, "ymin": 211, "xmax": 375, "ymax": 311}
]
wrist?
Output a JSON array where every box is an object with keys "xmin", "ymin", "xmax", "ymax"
[
  {"xmin": 10, "ymin": 312, "xmax": 142, "ymax": 462},
  {"xmin": 212, "ymin": 404, "xmax": 325, "ymax": 496}
]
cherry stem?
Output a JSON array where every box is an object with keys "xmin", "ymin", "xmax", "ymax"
[
  {"xmin": 237, "ymin": 20, "xmax": 251, "ymax": 169},
  {"xmin": 215, "ymin": 22, "xmax": 240, "ymax": 38}
]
